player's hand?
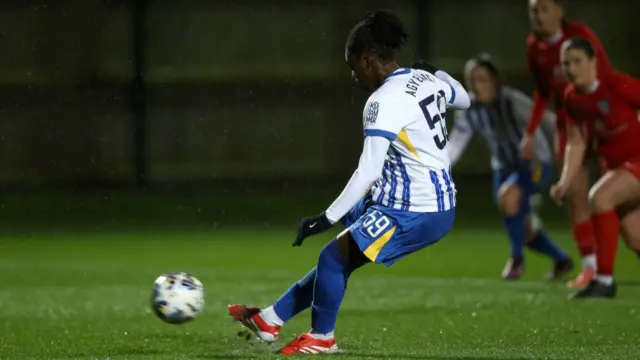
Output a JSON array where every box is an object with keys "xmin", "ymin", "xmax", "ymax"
[
  {"xmin": 293, "ymin": 212, "xmax": 333, "ymax": 247},
  {"xmin": 519, "ymin": 134, "xmax": 535, "ymax": 160},
  {"xmin": 549, "ymin": 182, "xmax": 568, "ymax": 206},
  {"xmin": 412, "ymin": 59, "xmax": 439, "ymax": 74}
]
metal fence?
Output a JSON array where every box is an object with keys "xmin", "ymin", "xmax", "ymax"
[{"xmin": 1, "ymin": 0, "xmax": 638, "ymax": 187}]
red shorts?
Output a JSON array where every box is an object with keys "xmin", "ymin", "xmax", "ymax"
[{"xmin": 622, "ymin": 160, "xmax": 640, "ymax": 181}]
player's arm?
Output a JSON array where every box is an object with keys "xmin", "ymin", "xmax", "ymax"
[
  {"xmin": 435, "ymin": 70, "xmax": 470, "ymax": 110},
  {"xmin": 551, "ymin": 117, "xmax": 586, "ymax": 206},
  {"xmin": 412, "ymin": 59, "xmax": 470, "ymax": 110},
  {"xmin": 447, "ymin": 111, "xmax": 474, "ymax": 166},
  {"xmin": 509, "ymin": 87, "xmax": 556, "ymax": 138},
  {"xmin": 324, "ymin": 136, "xmax": 390, "ymax": 223},
  {"xmin": 520, "ymin": 50, "xmax": 551, "ymax": 159},
  {"xmin": 558, "ymin": 121, "xmax": 586, "ymax": 189},
  {"xmin": 293, "ymin": 136, "xmax": 390, "ymax": 246},
  {"xmin": 525, "ymin": 61, "xmax": 551, "ymax": 136},
  {"xmin": 293, "ymin": 97, "xmax": 406, "ymax": 246}
]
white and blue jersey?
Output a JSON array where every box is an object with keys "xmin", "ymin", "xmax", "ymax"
[
  {"xmin": 448, "ymin": 87, "xmax": 555, "ymax": 172},
  {"xmin": 364, "ymin": 68, "xmax": 459, "ymax": 213},
  {"xmin": 325, "ymin": 67, "xmax": 470, "ymax": 266},
  {"xmin": 447, "ymin": 87, "xmax": 555, "ymax": 208}
]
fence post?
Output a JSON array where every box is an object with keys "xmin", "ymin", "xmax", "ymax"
[
  {"xmin": 132, "ymin": 0, "xmax": 148, "ymax": 187},
  {"xmin": 414, "ymin": 0, "xmax": 431, "ymax": 61}
]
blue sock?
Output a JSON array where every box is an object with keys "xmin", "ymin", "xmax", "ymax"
[
  {"xmin": 503, "ymin": 211, "xmax": 527, "ymax": 258},
  {"xmin": 527, "ymin": 230, "xmax": 569, "ymax": 261},
  {"xmin": 272, "ymin": 268, "xmax": 316, "ymax": 323},
  {"xmin": 311, "ymin": 239, "xmax": 355, "ymax": 334}
]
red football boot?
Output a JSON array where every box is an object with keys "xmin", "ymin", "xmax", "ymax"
[
  {"xmin": 228, "ymin": 304, "xmax": 280, "ymax": 343},
  {"xmin": 279, "ymin": 333, "xmax": 339, "ymax": 355}
]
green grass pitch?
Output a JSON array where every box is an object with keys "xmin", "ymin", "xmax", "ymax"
[{"xmin": 2, "ymin": 228, "xmax": 639, "ymax": 360}]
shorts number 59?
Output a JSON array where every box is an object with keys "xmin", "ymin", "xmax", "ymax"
[{"xmin": 362, "ymin": 210, "xmax": 392, "ymax": 238}]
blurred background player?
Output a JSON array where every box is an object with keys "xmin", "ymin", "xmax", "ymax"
[
  {"xmin": 551, "ymin": 37, "xmax": 640, "ymax": 298},
  {"xmin": 428, "ymin": 54, "xmax": 573, "ymax": 280},
  {"xmin": 228, "ymin": 10, "xmax": 470, "ymax": 354},
  {"xmin": 519, "ymin": 0, "xmax": 613, "ymax": 288}
]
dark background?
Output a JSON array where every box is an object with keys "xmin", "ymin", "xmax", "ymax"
[{"xmin": 1, "ymin": 0, "xmax": 638, "ymax": 232}]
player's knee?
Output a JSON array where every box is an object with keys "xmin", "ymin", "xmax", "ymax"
[
  {"xmin": 588, "ymin": 186, "xmax": 612, "ymax": 213},
  {"xmin": 498, "ymin": 184, "xmax": 522, "ymax": 216},
  {"xmin": 622, "ymin": 232, "xmax": 640, "ymax": 252}
]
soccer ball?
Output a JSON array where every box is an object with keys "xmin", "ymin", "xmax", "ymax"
[{"xmin": 151, "ymin": 272, "xmax": 204, "ymax": 324}]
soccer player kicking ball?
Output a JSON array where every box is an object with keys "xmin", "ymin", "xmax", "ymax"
[
  {"xmin": 228, "ymin": 10, "xmax": 470, "ymax": 354},
  {"xmin": 550, "ymin": 37, "xmax": 640, "ymax": 299}
]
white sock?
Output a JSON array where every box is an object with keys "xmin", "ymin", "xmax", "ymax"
[
  {"xmin": 259, "ymin": 306, "xmax": 284, "ymax": 326},
  {"xmin": 595, "ymin": 275, "xmax": 613, "ymax": 285},
  {"xmin": 582, "ymin": 254, "xmax": 597, "ymax": 270},
  {"xmin": 309, "ymin": 330, "xmax": 335, "ymax": 340}
]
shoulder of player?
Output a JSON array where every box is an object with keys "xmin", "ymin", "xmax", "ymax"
[
  {"xmin": 370, "ymin": 73, "xmax": 433, "ymax": 103},
  {"xmin": 365, "ymin": 86, "xmax": 412, "ymax": 114},
  {"xmin": 605, "ymin": 72, "xmax": 638, "ymax": 95}
]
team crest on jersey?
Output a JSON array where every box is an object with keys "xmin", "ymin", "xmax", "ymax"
[
  {"xmin": 366, "ymin": 101, "xmax": 379, "ymax": 124},
  {"xmin": 597, "ymin": 100, "xmax": 610, "ymax": 114}
]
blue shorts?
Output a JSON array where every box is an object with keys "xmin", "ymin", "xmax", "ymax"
[
  {"xmin": 492, "ymin": 162, "xmax": 552, "ymax": 202},
  {"xmin": 340, "ymin": 194, "xmax": 455, "ymax": 266}
]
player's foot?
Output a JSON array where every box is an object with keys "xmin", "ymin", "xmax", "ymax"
[
  {"xmin": 543, "ymin": 258, "xmax": 574, "ymax": 281},
  {"xmin": 279, "ymin": 333, "xmax": 339, "ymax": 355},
  {"xmin": 570, "ymin": 279, "xmax": 617, "ymax": 299},
  {"xmin": 566, "ymin": 267, "xmax": 596, "ymax": 288},
  {"xmin": 228, "ymin": 304, "xmax": 280, "ymax": 343},
  {"xmin": 502, "ymin": 256, "xmax": 524, "ymax": 280}
]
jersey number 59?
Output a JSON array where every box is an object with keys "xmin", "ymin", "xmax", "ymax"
[
  {"xmin": 361, "ymin": 210, "xmax": 392, "ymax": 238},
  {"xmin": 419, "ymin": 90, "xmax": 449, "ymax": 150}
]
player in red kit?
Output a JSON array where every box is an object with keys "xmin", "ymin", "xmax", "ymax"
[
  {"xmin": 550, "ymin": 37, "xmax": 640, "ymax": 298},
  {"xmin": 520, "ymin": 0, "xmax": 613, "ymax": 289}
]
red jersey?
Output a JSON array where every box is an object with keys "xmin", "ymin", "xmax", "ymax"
[
  {"xmin": 525, "ymin": 21, "xmax": 612, "ymax": 135},
  {"xmin": 565, "ymin": 72, "xmax": 640, "ymax": 168}
]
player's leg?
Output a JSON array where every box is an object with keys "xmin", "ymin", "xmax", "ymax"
[
  {"xmin": 521, "ymin": 163, "xmax": 573, "ymax": 280},
  {"xmin": 279, "ymin": 206, "xmax": 455, "ymax": 354},
  {"xmin": 556, "ymin": 124, "xmax": 597, "ymax": 288},
  {"xmin": 263, "ymin": 196, "xmax": 374, "ymax": 326},
  {"xmin": 228, "ymin": 195, "xmax": 373, "ymax": 343},
  {"xmin": 496, "ymin": 174, "xmax": 527, "ymax": 280},
  {"xmin": 497, "ymin": 165, "xmax": 571, "ymax": 280},
  {"xmin": 617, "ymin": 202, "xmax": 640, "ymax": 258},
  {"xmin": 572, "ymin": 165, "xmax": 640, "ymax": 298},
  {"xmin": 566, "ymin": 164, "xmax": 598, "ymax": 288},
  {"xmin": 279, "ymin": 223, "xmax": 374, "ymax": 354}
]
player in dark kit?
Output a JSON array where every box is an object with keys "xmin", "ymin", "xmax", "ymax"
[
  {"xmin": 519, "ymin": 0, "xmax": 613, "ymax": 289},
  {"xmin": 550, "ymin": 37, "xmax": 640, "ymax": 298}
]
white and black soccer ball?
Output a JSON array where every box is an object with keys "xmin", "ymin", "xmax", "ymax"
[{"xmin": 151, "ymin": 272, "xmax": 204, "ymax": 324}]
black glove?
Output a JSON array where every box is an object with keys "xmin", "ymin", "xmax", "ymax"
[
  {"xmin": 412, "ymin": 59, "xmax": 440, "ymax": 74},
  {"xmin": 293, "ymin": 212, "xmax": 333, "ymax": 247}
]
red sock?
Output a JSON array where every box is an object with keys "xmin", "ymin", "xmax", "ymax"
[
  {"xmin": 572, "ymin": 220, "xmax": 597, "ymax": 256},
  {"xmin": 592, "ymin": 210, "xmax": 620, "ymax": 276}
]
